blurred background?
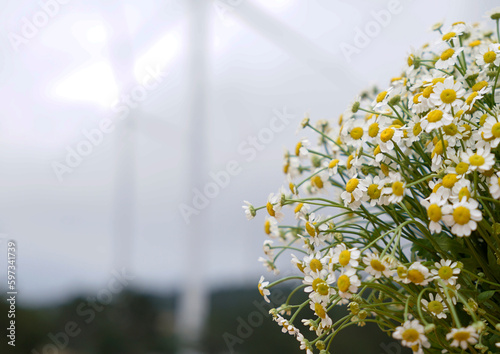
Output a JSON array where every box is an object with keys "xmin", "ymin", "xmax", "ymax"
[{"xmin": 0, "ymin": 0, "xmax": 496, "ymax": 353}]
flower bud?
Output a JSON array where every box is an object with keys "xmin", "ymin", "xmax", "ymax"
[
  {"xmin": 358, "ymin": 310, "xmax": 368, "ymax": 320},
  {"xmin": 349, "ymin": 302, "xmax": 360, "ymax": 315},
  {"xmin": 424, "ymin": 324, "xmax": 436, "ymax": 333},
  {"xmin": 351, "ymin": 101, "xmax": 360, "ymax": 113},
  {"xmin": 472, "ymin": 321, "xmax": 486, "ymax": 333},
  {"xmin": 388, "ymin": 95, "xmax": 401, "ymax": 106},
  {"xmin": 315, "ymin": 341, "xmax": 326, "ymax": 350}
]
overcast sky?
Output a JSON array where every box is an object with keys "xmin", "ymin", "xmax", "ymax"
[{"xmin": 0, "ymin": 0, "xmax": 496, "ymax": 306}]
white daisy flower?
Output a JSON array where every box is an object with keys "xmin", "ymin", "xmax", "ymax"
[
  {"xmin": 336, "ymin": 267, "xmax": 361, "ymax": 303},
  {"xmin": 242, "ymin": 200, "xmax": 256, "ymax": 220},
  {"xmin": 431, "ymin": 259, "xmax": 461, "ymax": 285},
  {"xmin": 403, "ymin": 262, "xmax": 431, "ymax": 286},
  {"xmin": 489, "ymin": 172, "xmax": 500, "ymax": 199},
  {"xmin": 377, "ymin": 126, "xmax": 404, "ymax": 153},
  {"xmin": 340, "ymin": 175, "xmax": 368, "ymax": 210},
  {"xmin": 393, "ymin": 320, "xmax": 430, "ymax": 350},
  {"xmin": 303, "ymin": 252, "xmax": 329, "ymax": 275},
  {"xmin": 421, "ymin": 293, "xmax": 448, "ymax": 319},
  {"xmin": 303, "ymin": 269, "xmax": 335, "ymax": 303},
  {"xmin": 461, "ymin": 147, "xmax": 495, "ymax": 172},
  {"xmin": 310, "ymin": 300, "xmax": 333, "ymax": 328},
  {"xmin": 442, "ymin": 198, "xmax": 482, "ymax": 237},
  {"xmin": 363, "ymin": 252, "xmax": 394, "ymax": 278},
  {"xmin": 330, "ymin": 243, "xmax": 361, "ymax": 268},
  {"xmin": 364, "ymin": 174, "xmax": 387, "ymax": 206},
  {"xmin": 450, "ymin": 178, "xmax": 472, "ymax": 203},
  {"xmin": 435, "ymin": 46, "xmax": 463, "ymax": 70},
  {"xmin": 266, "ymin": 192, "xmax": 285, "ymax": 221},
  {"xmin": 420, "ymin": 109, "xmax": 454, "ymax": 133},
  {"xmin": 294, "ymin": 138, "xmax": 311, "ymax": 159},
  {"xmin": 382, "ymin": 172, "xmax": 406, "ymax": 204},
  {"xmin": 476, "ymin": 43, "xmax": 500, "ymax": 68},
  {"xmin": 480, "ymin": 116, "xmax": 500, "ymax": 148},
  {"xmin": 258, "ymin": 276, "xmax": 271, "ymax": 303},
  {"xmin": 326, "ymin": 158, "xmax": 342, "ymax": 176},
  {"xmin": 446, "ymin": 326, "xmax": 479, "ymax": 350},
  {"xmin": 421, "ymin": 193, "xmax": 453, "ymax": 233},
  {"xmin": 264, "ymin": 217, "xmax": 279, "ymax": 238},
  {"xmin": 430, "ymin": 76, "xmax": 466, "ymax": 112}
]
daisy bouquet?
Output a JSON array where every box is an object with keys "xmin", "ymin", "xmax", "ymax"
[{"xmin": 244, "ymin": 10, "xmax": 500, "ymax": 354}]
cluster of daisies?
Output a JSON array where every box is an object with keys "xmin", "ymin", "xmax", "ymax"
[{"xmin": 245, "ymin": 10, "xmax": 500, "ymax": 354}]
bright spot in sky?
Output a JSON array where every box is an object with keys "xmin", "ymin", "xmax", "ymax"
[
  {"xmin": 134, "ymin": 32, "xmax": 180, "ymax": 84},
  {"xmin": 51, "ymin": 61, "xmax": 119, "ymax": 107},
  {"xmin": 86, "ymin": 24, "xmax": 109, "ymax": 43}
]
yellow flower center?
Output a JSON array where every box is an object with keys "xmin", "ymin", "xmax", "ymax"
[
  {"xmin": 483, "ymin": 51, "xmax": 497, "ymax": 64},
  {"xmin": 428, "ymin": 300, "xmax": 444, "ymax": 314},
  {"xmin": 443, "ymin": 174, "xmax": 458, "ymax": 188},
  {"xmin": 380, "ymin": 163, "xmax": 390, "ymax": 177},
  {"xmin": 462, "ymin": 124, "xmax": 472, "ymax": 140},
  {"xmin": 376, "ymin": 91, "xmax": 388, "ymax": 103},
  {"xmin": 491, "ymin": 122, "xmax": 500, "ymax": 138},
  {"xmin": 367, "ymin": 184, "xmax": 381, "ymax": 199},
  {"xmin": 312, "ymin": 278, "xmax": 326, "ymax": 292},
  {"xmin": 346, "ymin": 155, "xmax": 354, "ymax": 169},
  {"xmin": 413, "ymin": 122, "xmax": 422, "ymax": 136},
  {"xmin": 408, "ymin": 55, "xmax": 414, "ymax": 66},
  {"xmin": 443, "ymin": 123, "xmax": 458, "ymax": 136},
  {"xmin": 455, "ymin": 162, "xmax": 469, "ymax": 175},
  {"xmin": 466, "ymin": 92, "xmax": 478, "ymax": 105},
  {"xmin": 294, "ymin": 203, "xmax": 304, "ymax": 214},
  {"xmin": 427, "ymin": 204, "xmax": 442, "ymax": 222},
  {"xmin": 438, "ymin": 265, "xmax": 454, "ymax": 280},
  {"xmin": 442, "ymin": 32, "xmax": 456, "ymax": 41},
  {"xmin": 422, "ymin": 85, "xmax": 434, "ymax": 98},
  {"xmin": 346, "ymin": 178, "xmax": 359, "ymax": 193},
  {"xmin": 427, "ymin": 109, "xmax": 444, "ymax": 123},
  {"xmin": 408, "ymin": 269, "xmax": 425, "ymax": 284},
  {"xmin": 374, "ymin": 145, "xmax": 381, "ymax": 155},
  {"xmin": 337, "ymin": 274, "xmax": 350, "ymax": 293},
  {"xmin": 453, "ymin": 330, "xmax": 471, "ymax": 342},
  {"xmin": 295, "ymin": 141, "xmax": 302, "ymax": 156},
  {"xmin": 329, "ymin": 159, "xmax": 340, "ymax": 169},
  {"xmin": 380, "ymin": 128, "xmax": 395, "ymax": 142},
  {"xmin": 472, "ymin": 81, "xmax": 488, "ymax": 92},
  {"xmin": 392, "ymin": 181, "xmax": 405, "ymax": 196},
  {"xmin": 469, "ymin": 153, "xmax": 485, "ymax": 166},
  {"xmin": 314, "ymin": 302, "xmax": 326, "ymax": 318},
  {"xmin": 440, "ymin": 89, "xmax": 457, "ymax": 104},
  {"xmin": 440, "ymin": 48, "xmax": 455, "ymax": 60},
  {"xmin": 264, "ymin": 220, "xmax": 271, "ymax": 234},
  {"xmin": 306, "ymin": 222, "xmax": 317, "ymax": 237},
  {"xmin": 432, "ymin": 183, "xmax": 442, "ymax": 193},
  {"xmin": 339, "ymin": 250, "xmax": 351, "ymax": 266},
  {"xmin": 402, "ymin": 328, "xmax": 420, "ymax": 342},
  {"xmin": 458, "ymin": 187, "xmax": 470, "ymax": 201},
  {"xmin": 316, "ymin": 281, "xmax": 330, "ymax": 296},
  {"xmin": 413, "ymin": 93, "xmax": 421, "ymax": 104},
  {"xmin": 258, "ymin": 285, "xmax": 265, "ymax": 297},
  {"xmin": 311, "ymin": 175, "xmax": 324, "ymax": 189},
  {"xmin": 469, "ymin": 40, "xmax": 481, "ymax": 47},
  {"xmin": 368, "ymin": 122, "xmax": 380, "ymax": 137},
  {"xmin": 350, "ymin": 127, "xmax": 364, "ymax": 140},
  {"xmin": 397, "ymin": 266, "xmax": 407, "ymax": 279},
  {"xmin": 370, "ymin": 258, "xmax": 386, "ymax": 272},
  {"xmin": 453, "ymin": 206, "xmax": 470, "ymax": 225},
  {"xmin": 310, "ymin": 258, "xmax": 323, "ymax": 272},
  {"xmin": 266, "ymin": 202, "xmax": 275, "ymax": 217}
]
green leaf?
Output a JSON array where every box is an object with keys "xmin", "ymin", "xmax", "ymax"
[{"xmin": 478, "ymin": 290, "xmax": 497, "ymax": 302}]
